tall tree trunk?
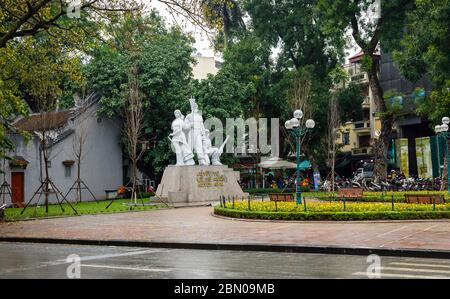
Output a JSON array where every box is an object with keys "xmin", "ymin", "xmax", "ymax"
[
  {"xmin": 441, "ymin": 140, "xmax": 449, "ymax": 191},
  {"xmin": 367, "ymin": 58, "xmax": 393, "ymax": 182},
  {"xmin": 77, "ymin": 159, "xmax": 81, "ymax": 202},
  {"xmin": 42, "ymin": 137, "xmax": 50, "ymax": 213},
  {"xmin": 132, "ymin": 159, "xmax": 138, "ymax": 204}
]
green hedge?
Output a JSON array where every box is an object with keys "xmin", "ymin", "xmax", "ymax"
[{"xmin": 214, "ymin": 206, "xmax": 450, "ymax": 221}]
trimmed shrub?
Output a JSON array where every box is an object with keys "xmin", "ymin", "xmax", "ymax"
[{"xmin": 214, "ymin": 206, "xmax": 450, "ymax": 221}]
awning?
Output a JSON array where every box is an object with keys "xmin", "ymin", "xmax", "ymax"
[
  {"xmin": 298, "ymin": 160, "xmax": 312, "ymax": 170},
  {"xmin": 258, "ymin": 157, "xmax": 312, "ymax": 170},
  {"xmin": 258, "ymin": 157, "xmax": 297, "ymax": 169},
  {"xmin": 9, "ymin": 156, "xmax": 29, "ymax": 169}
]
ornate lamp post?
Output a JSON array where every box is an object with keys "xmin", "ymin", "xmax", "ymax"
[
  {"xmin": 435, "ymin": 116, "xmax": 450, "ymax": 193},
  {"xmin": 285, "ymin": 110, "xmax": 315, "ymax": 205}
]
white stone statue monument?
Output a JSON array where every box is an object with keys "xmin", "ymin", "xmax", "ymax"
[
  {"xmin": 202, "ymin": 129, "xmax": 229, "ymax": 166},
  {"xmin": 169, "ymin": 110, "xmax": 195, "ymax": 166},
  {"xmin": 155, "ymin": 98, "xmax": 247, "ymax": 206},
  {"xmin": 184, "ymin": 98, "xmax": 208, "ymax": 165},
  {"xmin": 169, "ymin": 98, "xmax": 227, "ymax": 166}
]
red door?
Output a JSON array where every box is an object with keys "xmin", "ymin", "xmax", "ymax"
[{"xmin": 11, "ymin": 172, "xmax": 24, "ymax": 207}]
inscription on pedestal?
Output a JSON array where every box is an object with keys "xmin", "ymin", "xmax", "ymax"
[
  {"xmin": 156, "ymin": 165, "xmax": 247, "ymax": 206},
  {"xmin": 196, "ymin": 170, "xmax": 227, "ymax": 188}
]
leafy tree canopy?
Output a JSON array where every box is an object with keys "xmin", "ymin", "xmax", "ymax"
[
  {"xmin": 84, "ymin": 12, "xmax": 195, "ymax": 176},
  {"xmin": 391, "ymin": 0, "xmax": 450, "ymax": 124}
]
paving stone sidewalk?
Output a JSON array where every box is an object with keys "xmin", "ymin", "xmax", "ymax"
[{"xmin": 0, "ymin": 207, "xmax": 449, "ymax": 251}]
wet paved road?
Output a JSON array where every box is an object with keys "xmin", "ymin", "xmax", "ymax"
[{"xmin": 1, "ymin": 242, "xmax": 450, "ymax": 279}]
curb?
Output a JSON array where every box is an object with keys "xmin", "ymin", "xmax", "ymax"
[{"xmin": 1, "ymin": 237, "xmax": 450, "ymax": 260}]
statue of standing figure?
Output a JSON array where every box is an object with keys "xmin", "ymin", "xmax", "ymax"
[
  {"xmin": 169, "ymin": 110, "xmax": 195, "ymax": 166},
  {"xmin": 169, "ymin": 98, "xmax": 228, "ymax": 166},
  {"xmin": 183, "ymin": 98, "xmax": 208, "ymax": 165}
]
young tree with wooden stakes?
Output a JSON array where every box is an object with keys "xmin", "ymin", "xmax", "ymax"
[
  {"xmin": 19, "ymin": 99, "xmax": 78, "ymax": 215},
  {"xmin": 64, "ymin": 94, "xmax": 99, "ymax": 203},
  {"xmin": 15, "ymin": 36, "xmax": 81, "ymax": 215},
  {"xmin": 123, "ymin": 64, "xmax": 147, "ymax": 205}
]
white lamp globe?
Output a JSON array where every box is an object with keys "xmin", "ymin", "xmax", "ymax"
[
  {"xmin": 305, "ymin": 119, "xmax": 316, "ymax": 129},
  {"xmin": 442, "ymin": 124, "xmax": 449, "ymax": 132},
  {"xmin": 442, "ymin": 117, "xmax": 450, "ymax": 125},
  {"xmin": 293, "ymin": 109, "xmax": 304, "ymax": 119},
  {"xmin": 284, "ymin": 120, "xmax": 293, "ymax": 129},
  {"xmin": 290, "ymin": 118, "xmax": 300, "ymax": 127}
]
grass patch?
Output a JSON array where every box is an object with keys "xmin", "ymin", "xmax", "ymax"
[
  {"xmin": 214, "ymin": 200, "xmax": 450, "ymax": 221},
  {"xmin": 4, "ymin": 198, "xmax": 163, "ymax": 221}
]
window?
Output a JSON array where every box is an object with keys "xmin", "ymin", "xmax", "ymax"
[
  {"xmin": 342, "ymin": 133, "xmax": 350, "ymax": 145},
  {"xmin": 65, "ymin": 165, "xmax": 72, "ymax": 177},
  {"xmin": 358, "ymin": 135, "xmax": 371, "ymax": 147}
]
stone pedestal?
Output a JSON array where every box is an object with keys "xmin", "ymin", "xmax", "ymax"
[{"xmin": 155, "ymin": 165, "xmax": 248, "ymax": 206}]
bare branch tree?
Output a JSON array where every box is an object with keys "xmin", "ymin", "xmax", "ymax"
[
  {"xmin": 71, "ymin": 93, "xmax": 92, "ymax": 202},
  {"xmin": 287, "ymin": 73, "xmax": 313, "ymax": 154},
  {"xmin": 123, "ymin": 64, "xmax": 147, "ymax": 204}
]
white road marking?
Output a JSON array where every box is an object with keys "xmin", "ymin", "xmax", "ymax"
[
  {"xmin": 50, "ymin": 249, "xmax": 165, "ymax": 265},
  {"xmin": 378, "ymin": 224, "xmax": 438, "ymax": 247},
  {"xmin": 0, "ymin": 249, "xmax": 165, "ymax": 275},
  {"xmin": 422, "ymin": 224, "xmax": 439, "ymax": 231},
  {"xmin": 375, "ymin": 226, "xmax": 409, "ymax": 237},
  {"xmin": 381, "ymin": 266, "xmax": 450, "ymax": 274},
  {"xmin": 390, "ymin": 262, "xmax": 450, "ymax": 269},
  {"xmin": 81, "ymin": 264, "xmax": 172, "ymax": 272},
  {"xmin": 358, "ymin": 226, "xmax": 409, "ymax": 245},
  {"xmin": 352, "ymin": 272, "xmax": 450, "ymax": 279}
]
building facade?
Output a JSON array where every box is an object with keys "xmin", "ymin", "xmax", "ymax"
[
  {"xmin": 334, "ymin": 51, "xmax": 381, "ymax": 176},
  {"xmin": 2, "ymin": 95, "xmax": 123, "ymax": 207}
]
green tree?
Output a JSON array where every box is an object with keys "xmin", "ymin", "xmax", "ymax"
[
  {"xmin": 238, "ymin": 1, "xmax": 340, "ymax": 171},
  {"xmin": 85, "ymin": 12, "xmax": 195, "ymax": 177},
  {"xmin": 0, "ymin": 0, "xmax": 139, "ymax": 48},
  {"xmin": 0, "ymin": 32, "xmax": 84, "ymax": 160},
  {"xmin": 316, "ymin": 0, "xmax": 415, "ymax": 181},
  {"xmin": 392, "ymin": 0, "xmax": 450, "ymax": 123},
  {"xmin": 336, "ymin": 83, "xmax": 364, "ymax": 123},
  {"xmin": 245, "ymin": 0, "xmax": 340, "ymax": 76}
]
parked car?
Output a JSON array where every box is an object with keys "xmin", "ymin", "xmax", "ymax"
[{"xmin": 353, "ymin": 165, "xmax": 374, "ymax": 180}]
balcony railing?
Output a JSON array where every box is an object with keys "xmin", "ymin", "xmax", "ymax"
[
  {"xmin": 362, "ymin": 97, "xmax": 370, "ymax": 108},
  {"xmin": 353, "ymin": 121, "xmax": 370, "ymax": 130},
  {"xmin": 352, "ymin": 147, "xmax": 373, "ymax": 156},
  {"xmin": 351, "ymin": 73, "xmax": 368, "ymax": 83}
]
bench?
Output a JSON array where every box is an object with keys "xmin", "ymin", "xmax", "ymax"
[
  {"xmin": 404, "ymin": 194, "xmax": 445, "ymax": 204},
  {"xmin": 105, "ymin": 190, "xmax": 118, "ymax": 200},
  {"xmin": 338, "ymin": 188, "xmax": 363, "ymax": 199},
  {"xmin": 0, "ymin": 204, "xmax": 6, "ymax": 221},
  {"xmin": 269, "ymin": 193, "xmax": 294, "ymax": 202}
]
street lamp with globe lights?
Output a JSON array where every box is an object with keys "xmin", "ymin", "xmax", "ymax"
[
  {"xmin": 434, "ymin": 116, "xmax": 450, "ymax": 193},
  {"xmin": 285, "ymin": 109, "xmax": 315, "ymax": 205}
]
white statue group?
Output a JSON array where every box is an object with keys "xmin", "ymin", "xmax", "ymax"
[{"xmin": 169, "ymin": 98, "xmax": 228, "ymax": 166}]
